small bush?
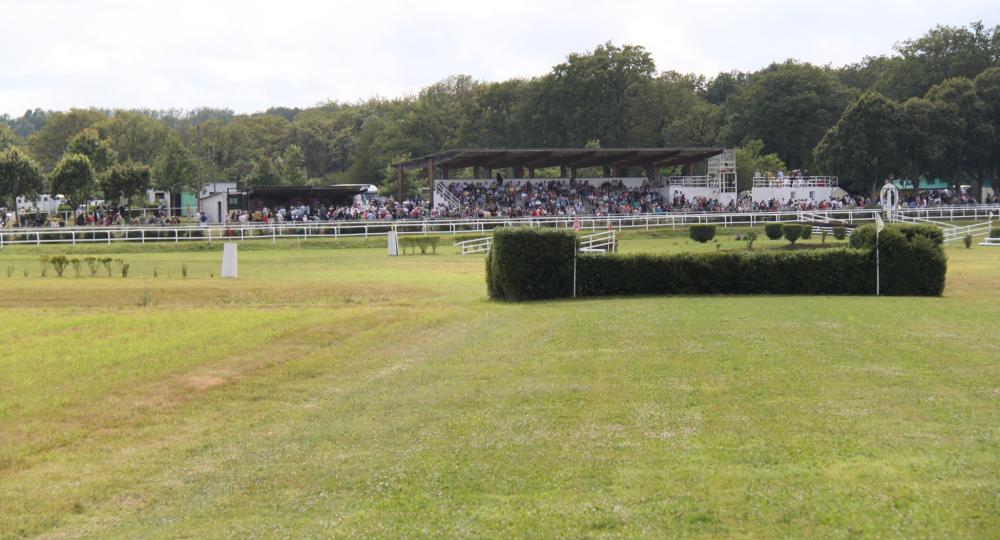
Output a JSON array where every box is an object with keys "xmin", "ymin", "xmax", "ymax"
[
  {"xmin": 783, "ymin": 224, "xmax": 803, "ymax": 245},
  {"xmin": 49, "ymin": 255, "xmax": 69, "ymax": 277},
  {"xmin": 182, "ymin": 264, "xmax": 188, "ymax": 278},
  {"xmin": 689, "ymin": 225, "xmax": 716, "ymax": 243},
  {"xmin": 800, "ymin": 226, "xmax": 812, "ymax": 240},
  {"xmin": 849, "ymin": 223, "xmax": 943, "ymax": 250},
  {"xmin": 39, "ymin": 255, "xmax": 50, "ymax": 277},
  {"xmin": 833, "ymin": 226, "xmax": 847, "ymax": 240},
  {"xmin": 121, "ymin": 263, "xmax": 130, "ymax": 278},
  {"xmin": 963, "ymin": 234, "xmax": 972, "ymax": 248},
  {"xmin": 821, "ymin": 230, "xmax": 828, "ymax": 245},
  {"xmin": 101, "ymin": 257, "xmax": 113, "ymax": 276},
  {"xmin": 70, "ymin": 258, "xmax": 81, "ymax": 277},
  {"xmin": 84, "ymin": 257, "xmax": 99, "ymax": 276},
  {"xmin": 745, "ymin": 231, "xmax": 758, "ymax": 250},
  {"xmin": 990, "ymin": 228, "xmax": 1000, "ymax": 239},
  {"xmin": 399, "ymin": 236, "xmax": 442, "ymax": 255},
  {"xmin": 764, "ymin": 223, "xmax": 783, "ymax": 240}
]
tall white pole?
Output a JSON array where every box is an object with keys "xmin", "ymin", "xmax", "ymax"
[
  {"xmin": 572, "ymin": 245, "xmax": 577, "ymax": 299},
  {"xmin": 876, "ymin": 224, "xmax": 880, "ymax": 296}
]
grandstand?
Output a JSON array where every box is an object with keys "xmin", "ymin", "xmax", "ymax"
[{"xmin": 392, "ymin": 147, "xmax": 732, "ymax": 212}]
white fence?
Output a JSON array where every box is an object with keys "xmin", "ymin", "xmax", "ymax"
[
  {"xmin": 752, "ymin": 176, "xmax": 838, "ymax": 188},
  {"xmin": 579, "ymin": 230, "xmax": 617, "ymax": 253},
  {"xmin": 455, "ymin": 236, "xmax": 492, "ymax": 255},
  {"xmin": 2, "ymin": 205, "xmax": 998, "ymax": 247}
]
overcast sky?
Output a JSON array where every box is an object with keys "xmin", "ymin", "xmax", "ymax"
[{"xmin": 1, "ymin": 0, "xmax": 996, "ymax": 116}]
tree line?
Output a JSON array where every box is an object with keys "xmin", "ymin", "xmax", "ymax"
[{"xmin": 2, "ymin": 21, "xmax": 999, "ymax": 210}]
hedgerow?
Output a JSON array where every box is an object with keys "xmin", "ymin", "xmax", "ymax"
[{"xmin": 487, "ymin": 224, "xmax": 946, "ymax": 300}]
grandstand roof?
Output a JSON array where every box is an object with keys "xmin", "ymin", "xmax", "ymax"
[{"xmin": 393, "ymin": 148, "xmax": 724, "ymax": 171}]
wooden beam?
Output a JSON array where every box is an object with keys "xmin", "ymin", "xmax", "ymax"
[{"xmin": 397, "ymin": 165, "xmax": 404, "ymax": 201}]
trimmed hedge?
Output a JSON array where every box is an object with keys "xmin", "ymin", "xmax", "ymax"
[
  {"xmin": 689, "ymin": 224, "xmax": 716, "ymax": 243},
  {"xmin": 849, "ymin": 223, "xmax": 943, "ymax": 249},
  {"xmin": 800, "ymin": 226, "xmax": 812, "ymax": 240},
  {"xmin": 764, "ymin": 223, "xmax": 783, "ymax": 240},
  {"xmin": 833, "ymin": 226, "xmax": 847, "ymax": 240},
  {"xmin": 487, "ymin": 224, "xmax": 946, "ymax": 300},
  {"xmin": 487, "ymin": 228, "xmax": 577, "ymax": 301},
  {"xmin": 399, "ymin": 236, "xmax": 441, "ymax": 254},
  {"xmin": 990, "ymin": 228, "xmax": 1000, "ymax": 239},
  {"xmin": 783, "ymin": 224, "xmax": 803, "ymax": 244},
  {"xmin": 577, "ymin": 249, "xmax": 874, "ymax": 296}
]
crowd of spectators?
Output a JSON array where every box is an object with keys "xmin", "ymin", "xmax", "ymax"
[{"xmin": 2, "ymin": 180, "xmax": 996, "ymax": 228}]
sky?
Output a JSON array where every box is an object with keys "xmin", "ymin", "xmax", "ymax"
[{"xmin": 1, "ymin": 0, "xmax": 997, "ymax": 117}]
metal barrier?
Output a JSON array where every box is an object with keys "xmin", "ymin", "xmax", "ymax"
[
  {"xmin": 454, "ymin": 236, "xmax": 492, "ymax": 255},
  {"xmin": 579, "ymin": 230, "xmax": 617, "ymax": 253},
  {"xmin": 2, "ymin": 205, "xmax": 998, "ymax": 247}
]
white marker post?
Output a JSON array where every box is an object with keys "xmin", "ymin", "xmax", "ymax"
[
  {"xmin": 387, "ymin": 230, "xmax": 399, "ymax": 256},
  {"xmin": 221, "ymin": 242, "xmax": 238, "ymax": 278}
]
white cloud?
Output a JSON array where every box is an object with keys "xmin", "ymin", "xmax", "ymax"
[{"xmin": 0, "ymin": 0, "xmax": 996, "ymax": 116}]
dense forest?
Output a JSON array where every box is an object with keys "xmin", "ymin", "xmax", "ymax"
[{"xmin": 2, "ymin": 21, "xmax": 999, "ymax": 206}]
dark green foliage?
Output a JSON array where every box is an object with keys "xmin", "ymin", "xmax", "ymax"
[
  {"xmin": 577, "ymin": 249, "xmax": 874, "ymax": 296},
  {"xmin": 764, "ymin": 223, "xmax": 783, "ymax": 240},
  {"xmin": 689, "ymin": 225, "xmax": 717, "ymax": 243},
  {"xmin": 488, "ymin": 223, "xmax": 946, "ymax": 300},
  {"xmin": 963, "ymin": 234, "xmax": 973, "ymax": 248},
  {"xmin": 833, "ymin": 226, "xmax": 847, "ymax": 240},
  {"xmin": 990, "ymin": 228, "xmax": 1000, "ymax": 239},
  {"xmin": 783, "ymin": 224, "xmax": 803, "ymax": 244},
  {"xmin": 800, "ymin": 226, "xmax": 812, "ymax": 240},
  {"xmin": 487, "ymin": 228, "xmax": 577, "ymax": 301},
  {"xmin": 850, "ymin": 223, "xmax": 943, "ymax": 249},
  {"xmin": 745, "ymin": 231, "xmax": 758, "ymax": 250}
]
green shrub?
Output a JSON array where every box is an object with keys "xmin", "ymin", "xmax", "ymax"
[
  {"xmin": 487, "ymin": 228, "xmax": 577, "ymax": 300},
  {"xmin": 399, "ymin": 236, "xmax": 442, "ymax": 254},
  {"xmin": 833, "ymin": 226, "xmax": 847, "ymax": 240},
  {"xmin": 49, "ymin": 255, "xmax": 69, "ymax": 277},
  {"xmin": 800, "ymin": 226, "xmax": 812, "ymax": 240},
  {"xmin": 849, "ymin": 223, "xmax": 943, "ymax": 249},
  {"xmin": 745, "ymin": 231, "xmax": 758, "ymax": 250},
  {"xmin": 783, "ymin": 224, "xmax": 803, "ymax": 244},
  {"xmin": 689, "ymin": 225, "xmax": 716, "ymax": 243},
  {"xmin": 488, "ymin": 223, "xmax": 947, "ymax": 300},
  {"xmin": 990, "ymin": 228, "xmax": 1000, "ymax": 239},
  {"xmin": 963, "ymin": 234, "xmax": 972, "ymax": 248},
  {"xmin": 576, "ymin": 249, "xmax": 874, "ymax": 296},
  {"xmin": 764, "ymin": 223, "xmax": 783, "ymax": 240},
  {"xmin": 84, "ymin": 257, "xmax": 99, "ymax": 276},
  {"xmin": 70, "ymin": 258, "xmax": 81, "ymax": 277}
]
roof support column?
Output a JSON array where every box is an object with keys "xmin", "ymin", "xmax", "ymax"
[
  {"xmin": 570, "ymin": 167, "xmax": 577, "ymax": 180},
  {"xmin": 397, "ymin": 165, "xmax": 405, "ymax": 202},
  {"xmin": 472, "ymin": 166, "xmax": 480, "ymax": 179},
  {"xmin": 528, "ymin": 167, "xmax": 535, "ymax": 179},
  {"xmin": 427, "ymin": 159, "xmax": 435, "ymax": 209},
  {"xmin": 603, "ymin": 165, "xmax": 611, "ymax": 178}
]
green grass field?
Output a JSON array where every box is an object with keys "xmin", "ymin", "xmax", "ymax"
[{"xmin": 1, "ymin": 229, "xmax": 998, "ymax": 538}]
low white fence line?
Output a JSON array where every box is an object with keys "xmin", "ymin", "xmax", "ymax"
[
  {"xmin": 1, "ymin": 205, "xmax": 998, "ymax": 247},
  {"xmin": 811, "ymin": 225, "xmax": 853, "ymax": 237},
  {"xmin": 941, "ymin": 221, "xmax": 995, "ymax": 242},
  {"xmin": 579, "ymin": 230, "xmax": 617, "ymax": 253},
  {"xmin": 454, "ymin": 236, "xmax": 492, "ymax": 255},
  {"xmin": 978, "ymin": 237, "xmax": 1000, "ymax": 246}
]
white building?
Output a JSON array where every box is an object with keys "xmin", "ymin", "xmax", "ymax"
[
  {"xmin": 15, "ymin": 194, "xmax": 65, "ymax": 214},
  {"xmin": 197, "ymin": 182, "xmax": 238, "ymax": 223}
]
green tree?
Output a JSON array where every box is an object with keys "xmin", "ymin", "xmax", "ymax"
[
  {"xmin": 724, "ymin": 61, "xmax": 852, "ymax": 169},
  {"xmin": 279, "ymin": 144, "xmax": 308, "ymax": 185},
  {"xmin": 26, "ymin": 109, "xmax": 107, "ymax": 170},
  {"xmin": 813, "ymin": 91, "xmax": 901, "ymax": 194},
  {"xmin": 49, "ymin": 153, "xmax": 96, "ymax": 205},
  {"xmin": 66, "ymin": 128, "xmax": 116, "ymax": 173},
  {"xmin": 96, "ymin": 111, "xmax": 170, "ymax": 165},
  {"xmin": 0, "ymin": 147, "xmax": 45, "ymax": 208},
  {"xmin": 0, "ymin": 123, "xmax": 19, "ymax": 150},
  {"xmin": 101, "ymin": 161, "xmax": 151, "ymax": 204},
  {"xmin": 153, "ymin": 135, "xmax": 196, "ymax": 199},
  {"xmin": 735, "ymin": 140, "xmax": 786, "ymax": 192},
  {"xmin": 924, "ymin": 77, "xmax": 995, "ymax": 198},
  {"xmin": 245, "ymin": 155, "xmax": 280, "ymax": 187}
]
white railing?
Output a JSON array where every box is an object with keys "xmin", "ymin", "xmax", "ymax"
[
  {"xmin": 454, "ymin": 236, "xmax": 492, "ymax": 255},
  {"xmin": 811, "ymin": 225, "xmax": 852, "ymax": 237},
  {"xmin": 666, "ymin": 176, "xmax": 734, "ymax": 190},
  {"xmin": 978, "ymin": 237, "xmax": 1000, "ymax": 246},
  {"xmin": 579, "ymin": 230, "xmax": 616, "ymax": 253},
  {"xmin": 2, "ymin": 205, "xmax": 998, "ymax": 247},
  {"xmin": 434, "ymin": 183, "xmax": 463, "ymax": 209},
  {"xmin": 753, "ymin": 176, "xmax": 838, "ymax": 188},
  {"xmin": 941, "ymin": 221, "xmax": 995, "ymax": 242}
]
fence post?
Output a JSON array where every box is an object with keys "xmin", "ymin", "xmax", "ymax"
[
  {"xmin": 175, "ymin": 229, "xmax": 179, "ymax": 243},
  {"xmin": 72, "ymin": 231, "xmax": 76, "ymax": 245},
  {"xmin": 108, "ymin": 230, "xmax": 112, "ymax": 244}
]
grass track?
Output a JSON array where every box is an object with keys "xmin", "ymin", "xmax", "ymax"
[{"xmin": 0, "ymin": 233, "xmax": 998, "ymax": 537}]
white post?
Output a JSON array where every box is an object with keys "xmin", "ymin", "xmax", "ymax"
[{"xmin": 221, "ymin": 243, "xmax": 238, "ymax": 278}]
